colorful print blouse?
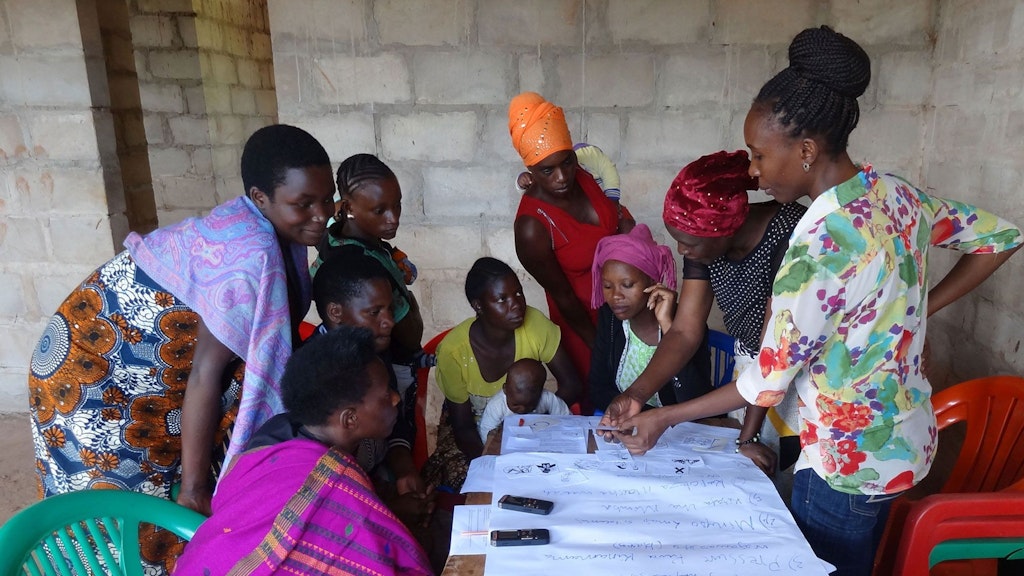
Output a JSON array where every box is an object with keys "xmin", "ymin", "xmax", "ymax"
[{"xmin": 736, "ymin": 165, "xmax": 1022, "ymax": 495}]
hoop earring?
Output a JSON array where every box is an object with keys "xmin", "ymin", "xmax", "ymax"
[{"xmin": 802, "ymin": 161, "xmax": 811, "ymax": 173}]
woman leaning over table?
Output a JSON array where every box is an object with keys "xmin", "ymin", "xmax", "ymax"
[
  {"xmin": 28, "ymin": 124, "xmax": 335, "ymax": 546},
  {"xmin": 510, "ymin": 92, "xmax": 633, "ymax": 411},
  {"xmin": 602, "ymin": 26, "xmax": 1022, "ymax": 576}
]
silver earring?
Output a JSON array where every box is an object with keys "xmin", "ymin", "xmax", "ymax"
[
  {"xmin": 802, "ymin": 161, "xmax": 811, "ymax": 173},
  {"xmin": 346, "ymin": 213, "xmax": 355, "ymax": 220}
]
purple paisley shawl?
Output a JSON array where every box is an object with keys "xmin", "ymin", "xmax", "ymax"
[{"xmin": 124, "ymin": 196, "xmax": 310, "ymax": 468}]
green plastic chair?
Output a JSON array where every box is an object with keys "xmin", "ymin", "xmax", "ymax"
[{"xmin": 0, "ymin": 489, "xmax": 206, "ymax": 576}]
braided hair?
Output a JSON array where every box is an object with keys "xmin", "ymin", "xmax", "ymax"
[
  {"xmin": 336, "ymin": 153, "xmax": 397, "ymax": 199},
  {"xmin": 240, "ymin": 124, "xmax": 330, "ymax": 199},
  {"xmin": 465, "ymin": 257, "xmax": 516, "ymax": 304},
  {"xmin": 754, "ymin": 26, "xmax": 871, "ymax": 154}
]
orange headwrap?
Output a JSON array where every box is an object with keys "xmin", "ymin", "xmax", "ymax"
[{"xmin": 508, "ymin": 92, "xmax": 573, "ymax": 167}]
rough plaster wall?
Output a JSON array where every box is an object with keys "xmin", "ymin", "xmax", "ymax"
[
  {"xmin": 266, "ymin": 0, "xmax": 945, "ymax": 450},
  {"xmin": 920, "ymin": 0, "xmax": 1024, "ymax": 389},
  {"xmin": 0, "ymin": 0, "xmax": 124, "ymax": 411}
]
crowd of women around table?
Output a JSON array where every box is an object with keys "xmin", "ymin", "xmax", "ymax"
[{"xmin": 25, "ymin": 25, "xmax": 1023, "ymax": 576}]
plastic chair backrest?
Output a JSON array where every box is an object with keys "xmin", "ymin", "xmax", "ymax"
[
  {"xmin": 874, "ymin": 375, "xmax": 1024, "ymax": 575},
  {"xmin": 0, "ymin": 489, "xmax": 206, "ymax": 576},
  {"xmin": 893, "ymin": 492, "xmax": 1024, "ymax": 574},
  {"xmin": 708, "ymin": 329, "xmax": 736, "ymax": 388},
  {"xmin": 931, "ymin": 375, "xmax": 1024, "ymax": 493},
  {"xmin": 414, "ymin": 328, "xmax": 452, "ymax": 470},
  {"xmin": 298, "ymin": 320, "xmax": 317, "ymax": 342}
]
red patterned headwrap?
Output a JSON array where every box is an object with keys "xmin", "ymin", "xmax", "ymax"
[
  {"xmin": 663, "ymin": 150, "xmax": 758, "ymax": 238},
  {"xmin": 508, "ymin": 92, "xmax": 573, "ymax": 167}
]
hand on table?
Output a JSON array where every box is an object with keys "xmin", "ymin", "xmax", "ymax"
[
  {"xmin": 613, "ymin": 409, "xmax": 671, "ymax": 456},
  {"xmin": 738, "ymin": 442, "xmax": 778, "ymax": 477},
  {"xmin": 598, "ymin": 393, "xmax": 643, "ymax": 441}
]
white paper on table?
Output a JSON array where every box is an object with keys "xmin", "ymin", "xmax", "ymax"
[
  {"xmin": 449, "ymin": 505, "xmax": 491, "ymax": 555},
  {"xmin": 483, "ymin": 446, "xmax": 828, "ymax": 576},
  {"xmin": 500, "ymin": 415, "xmax": 587, "ymax": 454},
  {"xmin": 461, "ymin": 455, "xmax": 497, "ymax": 494}
]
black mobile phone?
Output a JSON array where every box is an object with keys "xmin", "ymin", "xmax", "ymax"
[
  {"xmin": 497, "ymin": 494, "xmax": 554, "ymax": 515},
  {"xmin": 490, "ymin": 528, "xmax": 550, "ymax": 547}
]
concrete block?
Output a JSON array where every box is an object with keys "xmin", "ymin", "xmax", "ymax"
[
  {"xmin": 254, "ymin": 89, "xmax": 278, "ymax": 116},
  {"xmin": 130, "ymin": 14, "xmax": 178, "ymax": 48},
  {"xmin": 876, "ymin": 52, "xmax": 934, "ymax": 107},
  {"xmin": 209, "ymin": 53, "xmax": 238, "ymax": 84},
  {"xmin": 413, "ymin": 52, "xmax": 511, "ymax": 105},
  {"xmin": 156, "ymin": 207, "xmax": 205, "ymax": 226},
  {"xmin": 518, "ymin": 54, "xmax": 545, "ymax": 95},
  {"xmin": 268, "ymin": 0, "xmax": 366, "ymax": 50},
  {"xmin": 617, "ymin": 166, "xmax": 679, "ymax": 220},
  {"xmin": 714, "ymin": 0, "xmax": 818, "ymax": 45},
  {"xmin": 0, "ymin": 115, "xmax": 27, "ymax": 163},
  {"xmin": 576, "ymin": 113, "xmax": 621, "ymax": 162},
  {"xmin": 0, "ymin": 4, "xmax": 9, "ymax": 51},
  {"xmin": 27, "ymin": 112, "xmax": 101, "ymax": 162},
  {"xmin": 404, "ymin": 226, "xmax": 482, "ymax": 271},
  {"xmin": 191, "ymin": 147, "xmax": 213, "ymax": 176},
  {"xmin": 251, "ymin": 33, "xmax": 272, "ymax": 61},
  {"xmin": 623, "ymin": 112, "xmax": 726, "ymax": 164},
  {"xmin": 1, "ymin": 56, "xmax": 92, "ymax": 108},
  {"xmin": 11, "ymin": 167, "xmax": 107, "ymax": 213},
  {"xmin": 230, "ymin": 88, "xmax": 256, "ymax": 115},
  {"xmin": 206, "ymin": 84, "xmax": 236, "ymax": 114},
  {"xmin": 184, "ymin": 85, "xmax": 207, "ymax": 115},
  {"xmin": 831, "ymin": 0, "xmax": 934, "ymax": 46},
  {"xmin": 421, "ymin": 166, "xmax": 517, "ymax": 221},
  {"xmin": 143, "ymin": 113, "xmax": 167, "ymax": 145},
  {"xmin": 137, "ymin": 0, "xmax": 193, "ymax": 13},
  {"xmin": 149, "ymin": 147, "xmax": 192, "ymax": 176},
  {"xmin": 6, "ymin": 0, "xmax": 82, "ymax": 49},
  {"xmin": 480, "ymin": 111, "xmax": 522, "ymax": 166},
  {"xmin": 178, "ymin": 15, "xmax": 198, "ymax": 48},
  {"xmin": 210, "ymin": 115, "xmax": 245, "ymax": 145},
  {"xmin": 479, "ymin": 0, "xmax": 581, "ymax": 47},
  {"xmin": 212, "ymin": 146, "xmax": 238, "ymax": 175},
  {"xmin": 555, "ymin": 54, "xmax": 655, "ymax": 108},
  {"xmin": 606, "ymin": 0, "xmax": 709, "ymax": 44},
  {"xmin": 0, "ymin": 217, "xmax": 48, "ymax": 261},
  {"xmin": 314, "ymin": 54, "xmax": 410, "ymax": 105},
  {"xmin": 483, "ymin": 227, "xmax": 520, "ymax": 273},
  {"xmin": 149, "ymin": 50, "xmax": 202, "ymax": 80},
  {"xmin": 0, "ymin": 273, "xmax": 27, "ymax": 315},
  {"xmin": 49, "ymin": 214, "xmax": 117, "ymax": 266},
  {"xmin": 31, "ymin": 270, "xmax": 92, "ymax": 318},
  {"xmin": 139, "ymin": 83, "xmax": 186, "ymax": 113},
  {"xmin": 376, "ymin": 0, "xmax": 471, "ymax": 46},
  {"xmin": 236, "ymin": 58, "xmax": 261, "ymax": 88},
  {"xmin": 168, "ymin": 115, "xmax": 211, "ymax": 146},
  {"xmin": 661, "ymin": 50, "xmax": 728, "ymax": 107},
  {"xmin": 0, "ymin": 323, "xmax": 42, "ymax": 373},
  {"xmin": 287, "ymin": 113, "xmax": 376, "ymax": 166},
  {"xmin": 381, "ymin": 112, "xmax": 477, "ymax": 162},
  {"xmin": 154, "ymin": 175, "xmax": 218, "ymax": 209}
]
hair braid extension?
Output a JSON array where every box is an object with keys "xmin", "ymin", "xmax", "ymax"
[{"xmin": 754, "ymin": 26, "xmax": 871, "ymax": 154}]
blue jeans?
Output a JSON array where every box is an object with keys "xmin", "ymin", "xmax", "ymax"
[{"xmin": 791, "ymin": 469, "xmax": 901, "ymax": 576}]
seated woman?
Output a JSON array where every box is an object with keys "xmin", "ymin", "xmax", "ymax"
[
  {"xmin": 422, "ymin": 257, "xmax": 582, "ymax": 492},
  {"xmin": 174, "ymin": 326, "xmax": 432, "ymax": 575},
  {"xmin": 589, "ymin": 224, "xmax": 713, "ymax": 413}
]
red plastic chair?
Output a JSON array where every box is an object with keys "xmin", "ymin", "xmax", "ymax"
[
  {"xmin": 413, "ymin": 329, "xmax": 451, "ymax": 470},
  {"xmin": 874, "ymin": 375, "xmax": 1024, "ymax": 575},
  {"xmin": 298, "ymin": 320, "xmax": 317, "ymax": 341},
  {"xmin": 893, "ymin": 492, "xmax": 1024, "ymax": 575}
]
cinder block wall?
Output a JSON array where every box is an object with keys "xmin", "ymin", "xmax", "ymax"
[
  {"xmin": 921, "ymin": 0, "xmax": 1024, "ymax": 384},
  {"xmin": 0, "ymin": 0, "xmax": 125, "ymax": 409}
]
